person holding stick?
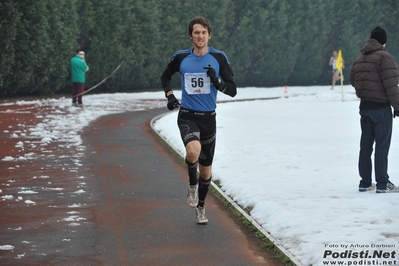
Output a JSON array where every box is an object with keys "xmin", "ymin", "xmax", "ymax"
[{"xmin": 70, "ymin": 51, "xmax": 89, "ymax": 107}]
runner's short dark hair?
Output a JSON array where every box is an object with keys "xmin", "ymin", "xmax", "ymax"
[{"xmin": 188, "ymin": 16, "xmax": 212, "ymax": 36}]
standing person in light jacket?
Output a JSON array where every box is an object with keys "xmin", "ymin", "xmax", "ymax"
[
  {"xmin": 160, "ymin": 16, "xmax": 237, "ymax": 224},
  {"xmin": 70, "ymin": 51, "xmax": 89, "ymax": 107},
  {"xmin": 329, "ymin": 50, "xmax": 344, "ymax": 90},
  {"xmin": 350, "ymin": 26, "xmax": 399, "ymax": 193}
]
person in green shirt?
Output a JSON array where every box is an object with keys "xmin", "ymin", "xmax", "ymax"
[{"xmin": 70, "ymin": 51, "xmax": 89, "ymax": 107}]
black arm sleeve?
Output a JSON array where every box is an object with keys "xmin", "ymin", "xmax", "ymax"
[
  {"xmin": 211, "ymin": 52, "xmax": 237, "ymax": 97},
  {"xmin": 160, "ymin": 53, "xmax": 189, "ymax": 97},
  {"xmin": 161, "ymin": 60, "xmax": 178, "ymax": 97},
  {"xmin": 218, "ymin": 62, "xmax": 237, "ymax": 97}
]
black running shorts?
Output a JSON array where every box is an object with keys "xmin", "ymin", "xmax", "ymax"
[{"xmin": 177, "ymin": 108, "xmax": 216, "ymax": 167}]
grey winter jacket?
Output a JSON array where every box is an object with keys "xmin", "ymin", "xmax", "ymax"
[{"xmin": 350, "ymin": 39, "xmax": 399, "ymax": 110}]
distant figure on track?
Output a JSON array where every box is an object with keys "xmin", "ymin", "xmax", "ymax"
[
  {"xmin": 160, "ymin": 16, "xmax": 237, "ymax": 224},
  {"xmin": 329, "ymin": 50, "xmax": 344, "ymax": 90},
  {"xmin": 70, "ymin": 51, "xmax": 89, "ymax": 107}
]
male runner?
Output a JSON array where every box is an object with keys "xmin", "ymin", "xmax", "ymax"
[{"xmin": 160, "ymin": 16, "xmax": 237, "ymax": 224}]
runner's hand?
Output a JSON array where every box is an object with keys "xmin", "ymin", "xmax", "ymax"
[
  {"xmin": 204, "ymin": 65, "xmax": 219, "ymax": 85},
  {"xmin": 167, "ymin": 94, "xmax": 180, "ymax": 110}
]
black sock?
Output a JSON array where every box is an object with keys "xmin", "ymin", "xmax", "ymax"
[
  {"xmin": 198, "ymin": 176, "xmax": 211, "ymax": 207},
  {"xmin": 186, "ymin": 159, "xmax": 198, "ymax": 186}
]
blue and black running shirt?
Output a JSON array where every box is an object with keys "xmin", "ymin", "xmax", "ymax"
[{"xmin": 161, "ymin": 47, "xmax": 235, "ymax": 112}]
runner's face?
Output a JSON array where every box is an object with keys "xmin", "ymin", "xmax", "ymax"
[{"xmin": 190, "ymin": 24, "xmax": 210, "ymax": 49}]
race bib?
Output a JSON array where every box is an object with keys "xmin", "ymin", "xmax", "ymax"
[{"xmin": 184, "ymin": 73, "xmax": 211, "ymax": 95}]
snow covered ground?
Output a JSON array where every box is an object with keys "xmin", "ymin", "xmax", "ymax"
[{"xmin": 1, "ymin": 85, "xmax": 398, "ymax": 266}]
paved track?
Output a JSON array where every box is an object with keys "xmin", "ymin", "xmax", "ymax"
[
  {"xmin": 81, "ymin": 108, "xmax": 284, "ymax": 266},
  {"xmin": 0, "ymin": 106, "xmax": 284, "ymax": 266}
]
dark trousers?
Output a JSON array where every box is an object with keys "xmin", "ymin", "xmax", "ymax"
[
  {"xmin": 358, "ymin": 107, "xmax": 392, "ymax": 190},
  {"xmin": 72, "ymin": 83, "xmax": 84, "ymax": 104}
]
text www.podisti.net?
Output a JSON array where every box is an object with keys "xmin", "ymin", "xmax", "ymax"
[{"xmin": 322, "ymin": 244, "xmax": 397, "ymax": 265}]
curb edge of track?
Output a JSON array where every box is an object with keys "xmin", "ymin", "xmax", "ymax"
[{"xmin": 150, "ymin": 111, "xmax": 303, "ymax": 266}]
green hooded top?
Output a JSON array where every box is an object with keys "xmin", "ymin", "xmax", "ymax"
[{"xmin": 70, "ymin": 55, "xmax": 89, "ymax": 83}]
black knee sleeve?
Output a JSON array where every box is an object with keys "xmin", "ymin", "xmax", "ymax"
[{"xmin": 199, "ymin": 176, "xmax": 212, "ymax": 188}]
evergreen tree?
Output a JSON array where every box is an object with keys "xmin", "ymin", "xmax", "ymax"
[
  {"xmin": 1, "ymin": 0, "xmax": 399, "ymax": 97},
  {"xmin": 287, "ymin": 0, "xmax": 332, "ymax": 85},
  {"xmin": 3, "ymin": 1, "xmax": 50, "ymax": 96},
  {"xmin": 0, "ymin": 1, "xmax": 19, "ymax": 95}
]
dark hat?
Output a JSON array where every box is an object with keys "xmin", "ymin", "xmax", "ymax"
[{"xmin": 370, "ymin": 26, "xmax": 387, "ymax": 45}]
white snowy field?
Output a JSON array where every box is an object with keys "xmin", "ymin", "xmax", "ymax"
[
  {"xmin": 153, "ymin": 86, "xmax": 399, "ymax": 266},
  {"xmin": 1, "ymin": 85, "xmax": 398, "ymax": 266}
]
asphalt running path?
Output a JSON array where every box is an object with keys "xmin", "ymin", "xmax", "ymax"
[
  {"xmin": 81, "ymin": 108, "xmax": 283, "ymax": 265},
  {"xmin": 0, "ymin": 104, "xmax": 284, "ymax": 265}
]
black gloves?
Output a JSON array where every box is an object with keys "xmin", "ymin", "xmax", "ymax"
[
  {"xmin": 204, "ymin": 65, "xmax": 219, "ymax": 86},
  {"xmin": 167, "ymin": 94, "xmax": 180, "ymax": 110},
  {"xmin": 204, "ymin": 65, "xmax": 226, "ymax": 92},
  {"xmin": 394, "ymin": 110, "xmax": 399, "ymax": 118}
]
